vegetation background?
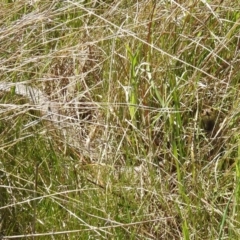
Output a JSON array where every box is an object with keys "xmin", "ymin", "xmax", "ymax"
[{"xmin": 0, "ymin": 0, "xmax": 240, "ymax": 239}]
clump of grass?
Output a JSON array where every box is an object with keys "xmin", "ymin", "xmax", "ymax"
[{"xmin": 1, "ymin": 1, "xmax": 240, "ymax": 239}]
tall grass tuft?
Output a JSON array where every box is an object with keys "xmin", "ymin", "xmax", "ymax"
[{"xmin": 1, "ymin": 1, "xmax": 240, "ymax": 239}]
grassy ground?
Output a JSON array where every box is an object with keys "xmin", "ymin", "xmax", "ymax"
[{"xmin": 1, "ymin": 0, "xmax": 240, "ymax": 239}]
